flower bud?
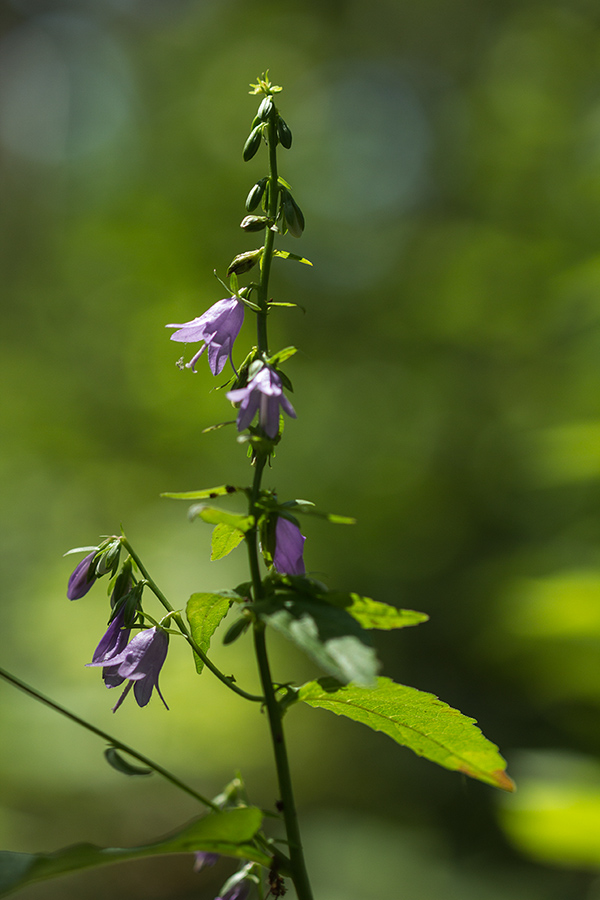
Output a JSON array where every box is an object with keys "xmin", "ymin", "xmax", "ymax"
[
  {"xmin": 282, "ymin": 192, "xmax": 305, "ymax": 238},
  {"xmin": 227, "ymin": 248, "xmax": 263, "ymax": 276},
  {"xmin": 245, "ymin": 178, "xmax": 267, "ymax": 212},
  {"xmin": 277, "ymin": 117, "xmax": 292, "ymax": 149},
  {"xmin": 95, "ymin": 539, "xmax": 121, "ymax": 577},
  {"xmin": 240, "ymin": 215, "xmax": 273, "ymax": 233},
  {"xmin": 243, "ymin": 125, "xmax": 263, "ymax": 161},
  {"xmin": 257, "ymin": 95, "xmax": 274, "ymax": 121}
]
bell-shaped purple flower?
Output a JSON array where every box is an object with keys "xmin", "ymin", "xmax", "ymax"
[
  {"xmin": 85, "ymin": 606, "xmax": 132, "ymax": 688},
  {"xmin": 67, "ymin": 551, "xmax": 97, "ymax": 600},
  {"xmin": 226, "ymin": 366, "xmax": 296, "ymax": 439},
  {"xmin": 91, "ymin": 626, "xmax": 169, "ymax": 713},
  {"xmin": 193, "ymin": 852, "xmax": 220, "ymax": 872},
  {"xmin": 167, "ymin": 297, "xmax": 244, "ymax": 375},
  {"xmin": 273, "ymin": 516, "xmax": 306, "ymax": 575}
]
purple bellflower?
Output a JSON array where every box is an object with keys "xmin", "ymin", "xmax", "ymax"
[
  {"xmin": 67, "ymin": 551, "xmax": 97, "ymax": 600},
  {"xmin": 86, "ymin": 606, "xmax": 132, "ymax": 688},
  {"xmin": 89, "ymin": 626, "xmax": 169, "ymax": 713},
  {"xmin": 167, "ymin": 297, "xmax": 244, "ymax": 375},
  {"xmin": 273, "ymin": 516, "xmax": 306, "ymax": 576},
  {"xmin": 226, "ymin": 366, "xmax": 296, "ymax": 439},
  {"xmin": 193, "ymin": 852, "xmax": 220, "ymax": 873}
]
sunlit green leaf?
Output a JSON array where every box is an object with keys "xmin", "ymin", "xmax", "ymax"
[
  {"xmin": 0, "ymin": 808, "xmax": 268, "ymax": 897},
  {"xmin": 267, "ymin": 346, "xmax": 298, "ymax": 366},
  {"xmin": 161, "ymin": 485, "xmax": 240, "ymax": 500},
  {"xmin": 188, "ymin": 506, "xmax": 254, "ymax": 532},
  {"xmin": 298, "ymin": 677, "xmax": 515, "ymax": 792},
  {"xmin": 211, "ymin": 523, "xmax": 246, "ymax": 561},
  {"xmin": 325, "ymin": 593, "xmax": 428, "ymax": 630},
  {"xmin": 272, "ymin": 250, "xmax": 313, "ymax": 266},
  {"xmin": 187, "ymin": 592, "xmax": 236, "ymax": 674},
  {"xmin": 256, "ymin": 596, "xmax": 379, "ymax": 686}
]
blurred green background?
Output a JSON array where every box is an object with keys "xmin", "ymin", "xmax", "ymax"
[{"xmin": 2, "ymin": 0, "xmax": 600, "ymax": 897}]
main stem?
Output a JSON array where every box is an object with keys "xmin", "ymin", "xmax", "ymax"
[{"xmin": 247, "ymin": 106, "xmax": 315, "ymax": 900}]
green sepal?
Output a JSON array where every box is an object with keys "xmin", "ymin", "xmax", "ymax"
[
  {"xmin": 161, "ymin": 485, "xmax": 240, "ymax": 501},
  {"xmin": 255, "ymin": 594, "xmax": 379, "ymax": 686},
  {"xmin": 0, "ymin": 808, "xmax": 269, "ymax": 897},
  {"xmin": 186, "ymin": 592, "xmax": 241, "ymax": 674},
  {"xmin": 298, "ymin": 677, "xmax": 515, "ymax": 793},
  {"xmin": 272, "ymin": 250, "xmax": 313, "ymax": 266},
  {"xmin": 104, "ymin": 747, "xmax": 152, "ymax": 777},
  {"xmin": 211, "ymin": 523, "xmax": 246, "ymax": 561},
  {"xmin": 188, "ymin": 506, "xmax": 254, "ymax": 532}
]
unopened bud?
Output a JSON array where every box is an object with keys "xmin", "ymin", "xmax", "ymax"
[
  {"xmin": 227, "ymin": 248, "xmax": 263, "ymax": 276},
  {"xmin": 245, "ymin": 178, "xmax": 267, "ymax": 212},
  {"xmin": 257, "ymin": 96, "xmax": 274, "ymax": 121},
  {"xmin": 282, "ymin": 192, "xmax": 305, "ymax": 238},
  {"xmin": 277, "ymin": 117, "xmax": 292, "ymax": 149},
  {"xmin": 243, "ymin": 125, "xmax": 263, "ymax": 161},
  {"xmin": 240, "ymin": 215, "xmax": 273, "ymax": 233}
]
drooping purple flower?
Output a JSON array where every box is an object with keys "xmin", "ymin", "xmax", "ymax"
[
  {"xmin": 273, "ymin": 516, "xmax": 306, "ymax": 576},
  {"xmin": 89, "ymin": 607, "xmax": 131, "ymax": 665},
  {"xmin": 89, "ymin": 626, "xmax": 169, "ymax": 713},
  {"xmin": 193, "ymin": 852, "xmax": 220, "ymax": 872},
  {"xmin": 226, "ymin": 366, "xmax": 296, "ymax": 439},
  {"xmin": 67, "ymin": 551, "xmax": 97, "ymax": 600},
  {"xmin": 217, "ymin": 879, "xmax": 251, "ymax": 900},
  {"xmin": 167, "ymin": 297, "xmax": 244, "ymax": 375}
]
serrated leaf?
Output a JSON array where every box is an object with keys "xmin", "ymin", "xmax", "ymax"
[
  {"xmin": 104, "ymin": 747, "xmax": 152, "ymax": 777},
  {"xmin": 187, "ymin": 593, "xmax": 236, "ymax": 674},
  {"xmin": 272, "ymin": 250, "xmax": 313, "ymax": 266},
  {"xmin": 325, "ymin": 593, "xmax": 429, "ymax": 630},
  {"xmin": 298, "ymin": 677, "xmax": 515, "ymax": 792},
  {"xmin": 0, "ymin": 808, "xmax": 268, "ymax": 897},
  {"xmin": 211, "ymin": 523, "xmax": 246, "ymax": 561},
  {"xmin": 256, "ymin": 596, "xmax": 379, "ymax": 686},
  {"xmin": 188, "ymin": 506, "xmax": 254, "ymax": 532},
  {"xmin": 161, "ymin": 485, "xmax": 240, "ymax": 500}
]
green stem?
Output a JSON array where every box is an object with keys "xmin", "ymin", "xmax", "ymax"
[
  {"xmin": 244, "ymin": 103, "xmax": 314, "ymax": 900},
  {"xmin": 122, "ymin": 538, "xmax": 264, "ymax": 704},
  {"xmin": 0, "ymin": 665, "xmax": 219, "ymax": 811}
]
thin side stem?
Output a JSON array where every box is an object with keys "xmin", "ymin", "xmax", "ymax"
[
  {"xmin": 0, "ymin": 665, "xmax": 218, "ymax": 810},
  {"xmin": 122, "ymin": 538, "xmax": 264, "ymax": 704}
]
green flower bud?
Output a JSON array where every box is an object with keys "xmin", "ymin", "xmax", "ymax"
[
  {"xmin": 240, "ymin": 215, "xmax": 273, "ymax": 232},
  {"xmin": 245, "ymin": 178, "xmax": 267, "ymax": 212},
  {"xmin": 94, "ymin": 539, "xmax": 121, "ymax": 577},
  {"xmin": 227, "ymin": 248, "xmax": 263, "ymax": 276},
  {"xmin": 282, "ymin": 192, "xmax": 305, "ymax": 238},
  {"xmin": 277, "ymin": 117, "xmax": 292, "ymax": 149},
  {"xmin": 243, "ymin": 125, "xmax": 263, "ymax": 162},
  {"xmin": 257, "ymin": 96, "xmax": 274, "ymax": 121}
]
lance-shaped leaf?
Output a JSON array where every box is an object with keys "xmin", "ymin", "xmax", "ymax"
[
  {"xmin": 272, "ymin": 250, "xmax": 313, "ymax": 266},
  {"xmin": 161, "ymin": 485, "xmax": 240, "ymax": 501},
  {"xmin": 211, "ymin": 523, "xmax": 246, "ymax": 561},
  {"xmin": 281, "ymin": 499, "xmax": 355, "ymax": 525},
  {"xmin": 188, "ymin": 506, "xmax": 254, "ymax": 532},
  {"xmin": 256, "ymin": 595, "xmax": 379, "ymax": 686},
  {"xmin": 325, "ymin": 593, "xmax": 429, "ymax": 631},
  {"xmin": 0, "ymin": 808, "xmax": 269, "ymax": 897},
  {"xmin": 267, "ymin": 346, "xmax": 297, "ymax": 366},
  {"xmin": 187, "ymin": 592, "xmax": 241, "ymax": 673},
  {"xmin": 298, "ymin": 677, "xmax": 515, "ymax": 792}
]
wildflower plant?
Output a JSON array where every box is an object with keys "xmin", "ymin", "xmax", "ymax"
[{"xmin": 0, "ymin": 73, "xmax": 514, "ymax": 900}]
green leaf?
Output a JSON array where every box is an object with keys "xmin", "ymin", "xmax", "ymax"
[
  {"xmin": 325, "ymin": 593, "xmax": 429, "ymax": 631},
  {"xmin": 211, "ymin": 523, "xmax": 246, "ymax": 561},
  {"xmin": 283, "ymin": 499, "xmax": 356, "ymax": 524},
  {"xmin": 104, "ymin": 747, "xmax": 152, "ymax": 777},
  {"xmin": 188, "ymin": 506, "xmax": 254, "ymax": 532},
  {"xmin": 0, "ymin": 808, "xmax": 268, "ymax": 897},
  {"xmin": 298, "ymin": 677, "xmax": 515, "ymax": 792},
  {"xmin": 267, "ymin": 346, "xmax": 297, "ymax": 366},
  {"xmin": 272, "ymin": 250, "xmax": 313, "ymax": 266},
  {"xmin": 161, "ymin": 485, "xmax": 240, "ymax": 500},
  {"xmin": 256, "ymin": 595, "xmax": 379, "ymax": 686},
  {"xmin": 187, "ymin": 593, "xmax": 235, "ymax": 674}
]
